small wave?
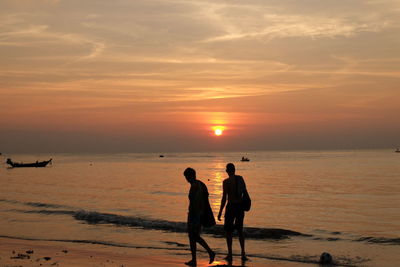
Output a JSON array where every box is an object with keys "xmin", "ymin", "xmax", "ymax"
[
  {"xmin": 313, "ymin": 237, "xmax": 342, "ymax": 241},
  {"xmin": 313, "ymin": 229, "xmax": 342, "ymax": 235},
  {"xmin": 0, "ymin": 198, "xmax": 74, "ymax": 210},
  {"xmin": 355, "ymin": 236, "xmax": 400, "ymax": 245},
  {"xmin": 25, "ymin": 202, "xmax": 65, "ymax": 209},
  {"xmin": 8, "ymin": 207, "xmax": 306, "ymax": 240},
  {"xmin": 74, "ymin": 210, "xmax": 186, "ymax": 231},
  {"xmin": 5, "ymin": 198, "xmax": 398, "ymax": 246},
  {"xmin": 0, "ymin": 235, "xmax": 185, "ymax": 251},
  {"xmin": 73, "ymin": 210, "xmax": 305, "ymax": 240},
  {"xmin": 0, "ymin": 198, "xmax": 18, "ymax": 204},
  {"xmin": 18, "ymin": 209, "xmax": 76, "ymax": 215}
]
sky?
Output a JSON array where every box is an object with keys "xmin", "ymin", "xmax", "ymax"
[{"xmin": 1, "ymin": 0, "xmax": 399, "ymax": 153}]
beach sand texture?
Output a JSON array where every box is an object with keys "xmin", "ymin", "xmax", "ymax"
[{"xmin": 0, "ymin": 237, "xmax": 290, "ymax": 267}]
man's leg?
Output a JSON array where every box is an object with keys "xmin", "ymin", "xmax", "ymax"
[
  {"xmin": 238, "ymin": 229, "xmax": 248, "ymax": 260},
  {"xmin": 225, "ymin": 230, "xmax": 233, "ymax": 260},
  {"xmin": 224, "ymin": 204, "xmax": 234, "ymax": 261},
  {"xmin": 236, "ymin": 208, "xmax": 248, "ymax": 261}
]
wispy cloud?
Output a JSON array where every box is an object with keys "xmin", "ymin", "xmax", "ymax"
[
  {"xmin": 1, "ymin": 0, "xmax": 399, "ymax": 111},
  {"xmin": 198, "ymin": 4, "xmax": 395, "ymax": 43}
]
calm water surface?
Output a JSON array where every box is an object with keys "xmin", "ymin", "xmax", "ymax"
[{"xmin": 0, "ymin": 150, "xmax": 399, "ymax": 266}]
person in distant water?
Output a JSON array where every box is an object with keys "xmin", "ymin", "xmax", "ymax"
[
  {"xmin": 184, "ymin": 167, "xmax": 216, "ymax": 266},
  {"xmin": 217, "ymin": 163, "xmax": 249, "ymax": 262}
]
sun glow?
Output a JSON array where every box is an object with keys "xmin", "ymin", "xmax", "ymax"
[
  {"xmin": 215, "ymin": 129, "xmax": 223, "ymax": 136},
  {"xmin": 212, "ymin": 126, "xmax": 225, "ymax": 136}
]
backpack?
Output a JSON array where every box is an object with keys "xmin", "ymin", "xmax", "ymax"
[{"xmin": 236, "ymin": 176, "xmax": 251, "ymax": 212}]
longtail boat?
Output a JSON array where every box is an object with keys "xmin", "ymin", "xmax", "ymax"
[{"xmin": 6, "ymin": 158, "xmax": 52, "ymax": 168}]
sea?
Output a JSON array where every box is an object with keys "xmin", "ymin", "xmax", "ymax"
[{"xmin": 0, "ymin": 150, "xmax": 399, "ymax": 266}]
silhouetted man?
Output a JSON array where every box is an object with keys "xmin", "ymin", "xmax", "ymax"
[
  {"xmin": 217, "ymin": 163, "xmax": 249, "ymax": 262},
  {"xmin": 184, "ymin": 167, "xmax": 215, "ymax": 266}
]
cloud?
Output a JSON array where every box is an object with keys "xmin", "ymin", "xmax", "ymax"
[
  {"xmin": 0, "ymin": 0, "xmax": 399, "ymax": 126},
  {"xmin": 196, "ymin": 1, "xmax": 397, "ymax": 43}
]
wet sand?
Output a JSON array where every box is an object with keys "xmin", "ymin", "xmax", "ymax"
[{"xmin": 0, "ymin": 237, "xmax": 283, "ymax": 267}]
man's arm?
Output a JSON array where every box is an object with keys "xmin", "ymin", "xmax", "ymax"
[
  {"xmin": 217, "ymin": 181, "xmax": 227, "ymax": 221},
  {"xmin": 240, "ymin": 176, "xmax": 248, "ymax": 194}
]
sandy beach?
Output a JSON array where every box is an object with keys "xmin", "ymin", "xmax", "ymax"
[
  {"xmin": 0, "ymin": 237, "xmax": 287, "ymax": 267},
  {"xmin": 0, "ymin": 236, "xmax": 192, "ymax": 267}
]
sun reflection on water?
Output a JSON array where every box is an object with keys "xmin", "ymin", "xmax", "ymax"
[{"xmin": 207, "ymin": 161, "xmax": 225, "ymax": 213}]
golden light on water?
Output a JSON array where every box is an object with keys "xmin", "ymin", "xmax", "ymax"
[{"xmin": 209, "ymin": 162, "xmax": 225, "ymax": 213}]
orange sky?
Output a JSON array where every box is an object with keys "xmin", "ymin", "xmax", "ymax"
[{"xmin": 1, "ymin": 0, "xmax": 399, "ymax": 152}]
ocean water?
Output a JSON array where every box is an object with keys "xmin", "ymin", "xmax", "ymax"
[{"xmin": 0, "ymin": 150, "xmax": 399, "ymax": 266}]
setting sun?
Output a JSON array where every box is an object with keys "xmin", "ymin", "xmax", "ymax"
[{"xmin": 212, "ymin": 126, "xmax": 225, "ymax": 136}]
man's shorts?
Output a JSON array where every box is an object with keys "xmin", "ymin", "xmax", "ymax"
[{"xmin": 224, "ymin": 203, "xmax": 245, "ymax": 232}]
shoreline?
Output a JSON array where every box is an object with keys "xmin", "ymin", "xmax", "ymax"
[
  {"xmin": 0, "ymin": 236, "xmax": 173, "ymax": 267},
  {"xmin": 0, "ymin": 236, "xmax": 197, "ymax": 267},
  {"xmin": 0, "ymin": 236, "xmax": 285, "ymax": 267}
]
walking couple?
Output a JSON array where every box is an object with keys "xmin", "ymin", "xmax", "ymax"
[{"xmin": 184, "ymin": 163, "xmax": 250, "ymax": 266}]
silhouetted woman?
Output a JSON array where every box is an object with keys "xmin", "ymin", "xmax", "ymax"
[{"xmin": 184, "ymin": 167, "xmax": 215, "ymax": 266}]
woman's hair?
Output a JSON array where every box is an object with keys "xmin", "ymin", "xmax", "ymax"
[{"xmin": 184, "ymin": 167, "xmax": 196, "ymax": 178}]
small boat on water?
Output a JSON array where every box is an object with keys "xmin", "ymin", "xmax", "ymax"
[
  {"xmin": 6, "ymin": 158, "xmax": 52, "ymax": 168},
  {"xmin": 241, "ymin": 157, "xmax": 250, "ymax": 162}
]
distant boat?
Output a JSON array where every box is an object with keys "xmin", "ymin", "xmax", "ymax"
[
  {"xmin": 159, "ymin": 155, "xmax": 165, "ymax": 158},
  {"xmin": 241, "ymin": 157, "xmax": 250, "ymax": 162},
  {"xmin": 6, "ymin": 158, "xmax": 52, "ymax": 168}
]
